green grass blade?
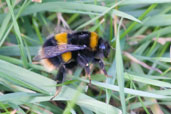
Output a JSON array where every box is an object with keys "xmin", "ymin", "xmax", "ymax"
[
  {"xmin": 78, "ymin": 77, "xmax": 170, "ymax": 99},
  {"xmin": 6, "ymin": 0, "xmax": 28, "ymax": 67},
  {"xmin": 115, "ymin": 18, "xmax": 126, "ymax": 114},
  {"xmin": 0, "ymin": 60, "xmax": 121, "ymax": 113},
  {"xmin": 144, "ymin": 14, "xmax": 171, "ymax": 26},
  {"xmin": 120, "ymin": 4, "xmax": 158, "ymax": 39}
]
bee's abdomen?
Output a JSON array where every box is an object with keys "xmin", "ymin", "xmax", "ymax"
[{"xmin": 41, "ymin": 37, "xmax": 61, "ymax": 70}]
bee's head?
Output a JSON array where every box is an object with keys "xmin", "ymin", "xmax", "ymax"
[{"xmin": 98, "ymin": 38, "xmax": 111, "ymax": 58}]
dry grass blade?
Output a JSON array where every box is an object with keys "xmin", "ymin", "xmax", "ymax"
[
  {"xmin": 57, "ymin": 13, "xmax": 70, "ymax": 29},
  {"xmin": 153, "ymin": 38, "xmax": 171, "ymax": 45},
  {"xmin": 10, "ymin": 110, "xmax": 17, "ymax": 114},
  {"xmin": 130, "ymin": 35, "xmax": 171, "ymax": 45},
  {"xmin": 32, "ymin": 0, "xmax": 42, "ymax": 3},
  {"xmin": 146, "ymin": 87, "xmax": 164, "ymax": 114},
  {"xmin": 123, "ymin": 52, "xmax": 162, "ymax": 74}
]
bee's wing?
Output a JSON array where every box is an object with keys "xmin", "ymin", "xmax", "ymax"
[{"xmin": 33, "ymin": 44, "xmax": 86, "ymax": 61}]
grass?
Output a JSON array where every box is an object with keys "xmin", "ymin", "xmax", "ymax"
[{"xmin": 0, "ymin": 0, "xmax": 171, "ymax": 114}]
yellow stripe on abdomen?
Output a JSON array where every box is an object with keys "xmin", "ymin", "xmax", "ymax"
[
  {"xmin": 90, "ymin": 32, "xmax": 98, "ymax": 50},
  {"xmin": 61, "ymin": 52, "xmax": 71, "ymax": 62},
  {"xmin": 55, "ymin": 33, "xmax": 68, "ymax": 45},
  {"xmin": 55, "ymin": 33, "xmax": 72, "ymax": 62}
]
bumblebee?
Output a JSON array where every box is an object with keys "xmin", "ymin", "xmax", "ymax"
[{"xmin": 34, "ymin": 31, "xmax": 110, "ymax": 98}]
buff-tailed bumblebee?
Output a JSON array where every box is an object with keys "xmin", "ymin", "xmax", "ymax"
[{"xmin": 34, "ymin": 31, "xmax": 111, "ymax": 99}]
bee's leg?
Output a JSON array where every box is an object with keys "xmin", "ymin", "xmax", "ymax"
[
  {"xmin": 55, "ymin": 65, "xmax": 66, "ymax": 85},
  {"xmin": 85, "ymin": 65, "xmax": 91, "ymax": 85},
  {"xmin": 94, "ymin": 59, "xmax": 111, "ymax": 78},
  {"xmin": 51, "ymin": 65, "xmax": 66, "ymax": 100},
  {"xmin": 77, "ymin": 54, "xmax": 91, "ymax": 85}
]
